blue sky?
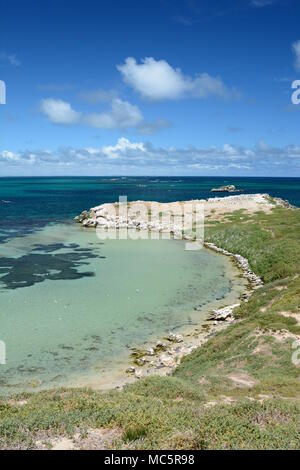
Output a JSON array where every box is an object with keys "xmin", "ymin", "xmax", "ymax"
[{"xmin": 1, "ymin": 0, "xmax": 300, "ymax": 176}]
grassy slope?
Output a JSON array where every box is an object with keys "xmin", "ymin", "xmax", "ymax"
[{"xmin": 0, "ymin": 207, "xmax": 300, "ymax": 450}]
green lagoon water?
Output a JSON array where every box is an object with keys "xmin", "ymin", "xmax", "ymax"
[{"xmin": 0, "ymin": 222, "xmax": 244, "ymax": 395}]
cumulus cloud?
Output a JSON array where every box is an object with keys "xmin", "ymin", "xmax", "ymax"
[
  {"xmin": 0, "ymin": 150, "xmax": 20, "ymax": 161},
  {"xmin": 39, "ymin": 96, "xmax": 168, "ymax": 134},
  {"xmin": 2, "ymin": 139, "xmax": 300, "ymax": 176},
  {"xmin": 40, "ymin": 99, "xmax": 81, "ymax": 125},
  {"xmin": 292, "ymin": 40, "xmax": 300, "ymax": 71},
  {"xmin": 117, "ymin": 57, "xmax": 240, "ymax": 101},
  {"xmin": 101, "ymin": 137, "xmax": 146, "ymax": 159},
  {"xmin": 84, "ymin": 98, "xmax": 143, "ymax": 129}
]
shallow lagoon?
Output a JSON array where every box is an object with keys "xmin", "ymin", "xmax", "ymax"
[{"xmin": 0, "ymin": 222, "xmax": 245, "ymax": 395}]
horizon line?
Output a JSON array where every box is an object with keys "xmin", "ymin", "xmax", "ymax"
[{"xmin": 1, "ymin": 175, "xmax": 300, "ymax": 179}]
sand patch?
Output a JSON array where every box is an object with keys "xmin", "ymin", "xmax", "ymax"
[
  {"xmin": 252, "ymin": 337, "xmax": 273, "ymax": 356},
  {"xmin": 50, "ymin": 437, "xmax": 75, "ymax": 450},
  {"xmin": 203, "ymin": 401, "xmax": 218, "ymax": 408},
  {"xmin": 260, "ymin": 297, "xmax": 277, "ymax": 313},
  {"xmin": 280, "ymin": 311, "xmax": 300, "ymax": 325},
  {"xmin": 35, "ymin": 436, "xmax": 75, "ymax": 450},
  {"xmin": 7, "ymin": 399, "xmax": 28, "ymax": 407},
  {"xmin": 227, "ymin": 372, "xmax": 258, "ymax": 388},
  {"xmin": 257, "ymin": 394, "xmax": 273, "ymax": 403},
  {"xmin": 267, "ymin": 329, "xmax": 299, "ymax": 342},
  {"xmin": 198, "ymin": 376, "xmax": 209, "ymax": 385},
  {"xmin": 204, "ymin": 396, "xmax": 236, "ymax": 408},
  {"xmin": 250, "ymin": 328, "xmax": 300, "ymax": 343},
  {"xmin": 75, "ymin": 428, "xmax": 121, "ymax": 450},
  {"xmin": 35, "ymin": 427, "xmax": 121, "ymax": 450}
]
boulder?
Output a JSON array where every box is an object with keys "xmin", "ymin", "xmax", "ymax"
[
  {"xmin": 211, "ymin": 185, "xmax": 241, "ymax": 193},
  {"xmin": 209, "ymin": 303, "xmax": 240, "ymax": 321},
  {"xmin": 135, "ymin": 369, "xmax": 143, "ymax": 379},
  {"xmin": 158, "ymin": 354, "xmax": 176, "ymax": 368},
  {"xmin": 166, "ymin": 332, "xmax": 183, "ymax": 343},
  {"xmin": 74, "ymin": 210, "xmax": 91, "ymax": 223}
]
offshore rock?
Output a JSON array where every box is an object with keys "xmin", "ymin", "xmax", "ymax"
[{"xmin": 211, "ymin": 185, "xmax": 241, "ymax": 193}]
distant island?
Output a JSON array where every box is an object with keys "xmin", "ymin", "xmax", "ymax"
[{"xmin": 211, "ymin": 184, "xmax": 242, "ymax": 193}]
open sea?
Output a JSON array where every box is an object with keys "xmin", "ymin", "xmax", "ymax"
[
  {"xmin": 1, "ymin": 176, "xmax": 300, "ymax": 244},
  {"xmin": 0, "ymin": 176, "xmax": 299, "ymax": 395}
]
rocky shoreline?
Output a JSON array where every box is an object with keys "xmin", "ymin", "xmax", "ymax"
[
  {"xmin": 74, "ymin": 194, "xmax": 285, "ymax": 384},
  {"xmin": 75, "ymin": 193, "xmax": 289, "ymax": 231},
  {"xmin": 122, "ymin": 241, "xmax": 263, "ymax": 382},
  {"xmin": 204, "ymin": 242, "xmax": 263, "ymax": 291}
]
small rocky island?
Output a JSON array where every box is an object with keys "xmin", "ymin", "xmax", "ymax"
[{"xmin": 211, "ymin": 184, "xmax": 242, "ymax": 193}]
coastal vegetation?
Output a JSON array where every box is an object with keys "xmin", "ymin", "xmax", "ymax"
[{"xmin": 0, "ymin": 204, "xmax": 300, "ymax": 449}]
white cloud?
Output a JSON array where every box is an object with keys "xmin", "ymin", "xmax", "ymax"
[
  {"xmin": 2, "ymin": 139, "xmax": 300, "ymax": 176},
  {"xmin": 40, "ymin": 99, "xmax": 81, "ymax": 125},
  {"xmin": 117, "ymin": 57, "xmax": 186, "ymax": 100},
  {"xmin": 40, "ymin": 97, "xmax": 148, "ymax": 131},
  {"xmin": 292, "ymin": 40, "xmax": 300, "ymax": 71},
  {"xmin": 117, "ymin": 57, "xmax": 239, "ymax": 101},
  {"xmin": 102, "ymin": 137, "xmax": 145, "ymax": 159},
  {"xmin": 0, "ymin": 150, "xmax": 20, "ymax": 161},
  {"xmin": 84, "ymin": 98, "xmax": 143, "ymax": 129}
]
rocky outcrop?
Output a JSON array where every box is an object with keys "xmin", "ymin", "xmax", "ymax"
[
  {"xmin": 75, "ymin": 210, "xmax": 93, "ymax": 224},
  {"xmin": 204, "ymin": 242, "xmax": 263, "ymax": 289},
  {"xmin": 75, "ymin": 194, "xmax": 287, "ymax": 233},
  {"xmin": 272, "ymin": 197, "xmax": 295, "ymax": 209},
  {"xmin": 211, "ymin": 185, "xmax": 241, "ymax": 193},
  {"xmin": 75, "ymin": 203, "xmax": 185, "ymax": 234},
  {"xmin": 165, "ymin": 332, "xmax": 183, "ymax": 343},
  {"xmin": 208, "ymin": 304, "xmax": 240, "ymax": 323}
]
